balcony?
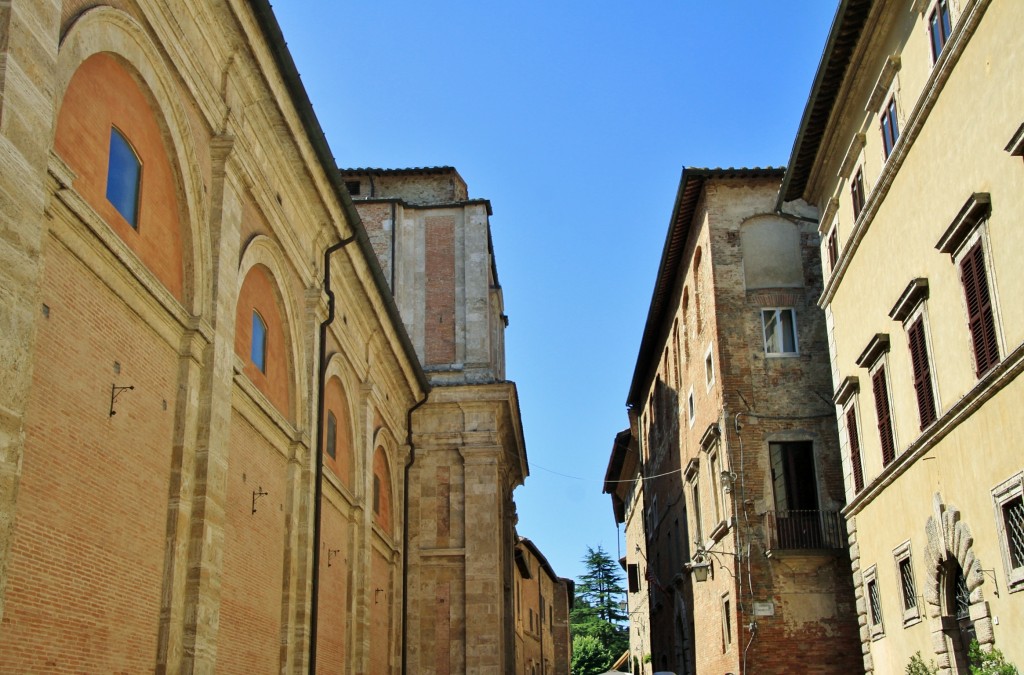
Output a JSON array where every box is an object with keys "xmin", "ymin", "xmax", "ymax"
[{"xmin": 764, "ymin": 509, "xmax": 846, "ymax": 553}]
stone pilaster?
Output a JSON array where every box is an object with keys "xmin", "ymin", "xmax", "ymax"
[{"xmin": 0, "ymin": 0, "xmax": 62, "ymax": 626}]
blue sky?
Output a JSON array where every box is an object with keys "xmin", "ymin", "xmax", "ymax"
[{"xmin": 273, "ymin": 1, "xmax": 838, "ymax": 584}]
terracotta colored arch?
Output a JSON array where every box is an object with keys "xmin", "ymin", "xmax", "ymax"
[
  {"xmin": 235, "ymin": 235, "xmax": 304, "ymax": 424},
  {"xmin": 323, "ymin": 374, "xmax": 355, "ymax": 490},
  {"xmin": 54, "ymin": 6, "xmax": 209, "ymax": 316},
  {"xmin": 371, "ymin": 444, "xmax": 395, "ymax": 536}
]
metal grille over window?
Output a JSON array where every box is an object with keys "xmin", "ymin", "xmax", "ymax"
[
  {"xmin": 899, "ymin": 558, "xmax": 917, "ymax": 611},
  {"xmin": 954, "ymin": 568, "xmax": 970, "ymax": 621},
  {"xmin": 1005, "ymin": 496, "xmax": 1024, "ymax": 569},
  {"xmin": 868, "ymin": 580, "xmax": 883, "ymax": 626}
]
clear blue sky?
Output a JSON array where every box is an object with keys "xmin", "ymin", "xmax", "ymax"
[{"xmin": 273, "ymin": 1, "xmax": 838, "ymax": 584}]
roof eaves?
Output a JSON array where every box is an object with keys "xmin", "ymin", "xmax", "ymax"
[{"xmin": 778, "ymin": 0, "xmax": 875, "ymax": 206}]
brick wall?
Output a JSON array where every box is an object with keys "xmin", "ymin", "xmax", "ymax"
[
  {"xmin": 316, "ymin": 499, "xmax": 351, "ymax": 672},
  {"xmin": 216, "ymin": 411, "xmax": 289, "ymax": 674},
  {"xmin": 234, "ymin": 264, "xmax": 292, "ymax": 421},
  {"xmin": 0, "ymin": 240, "xmax": 178, "ymax": 673},
  {"xmin": 425, "ymin": 215, "xmax": 456, "ymax": 366}
]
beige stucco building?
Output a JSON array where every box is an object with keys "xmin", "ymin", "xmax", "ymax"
[
  {"xmin": 780, "ymin": 0, "xmax": 1024, "ymax": 671},
  {"xmin": 613, "ymin": 168, "xmax": 861, "ymax": 674}
]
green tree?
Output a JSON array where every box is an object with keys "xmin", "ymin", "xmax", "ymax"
[
  {"xmin": 969, "ymin": 641, "xmax": 1019, "ymax": 675},
  {"xmin": 570, "ymin": 546, "xmax": 629, "ymax": 673},
  {"xmin": 571, "ymin": 634, "xmax": 613, "ymax": 675},
  {"xmin": 576, "ymin": 545, "xmax": 627, "ymax": 625}
]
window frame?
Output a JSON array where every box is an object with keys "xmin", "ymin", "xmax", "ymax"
[
  {"xmin": 761, "ymin": 308, "xmax": 799, "ymax": 357},
  {"xmin": 992, "ymin": 471, "xmax": 1024, "ymax": 594},
  {"xmin": 845, "ymin": 400, "xmax": 865, "ymax": 493},
  {"xmin": 881, "ymin": 95, "xmax": 901, "ymax": 159},
  {"xmin": 929, "ymin": 0, "xmax": 952, "ymax": 64},
  {"xmin": 687, "ymin": 386, "xmax": 696, "ymax": 428},
  {"xmin": 106, "ymin": 126, "xmax": 142, "ymax": 228},
  {"xmin": 721, "ymin": 593, "xmax": 732, "ymax": 653},
  {"xmin": 864, "ymin": 564, "xmax": 885, "ymax": 639},
  {"xmin": 893, "ymin": 540, "xmax": 922, "ymax": 626},
  {"xmin": 905, "ymin": 308, "xmax": 939, "ymax": 430},
  {"xmin": 251, "ymin": 310, "xmax": 268, "ymax": 373},
  {"xmin": 851, "ymin": 167, "xmax": 866, "ymax": 221},
  {"xmin": 326, "ymin": 410, "xmax": 337, "ymax": 460},
  {"xmin": 870, "ymin": 359, "xmax": 899, "ymax": 468},
  {"xmin": 704, "ymin": 344, "xmax": 715, "ymax": 391}
]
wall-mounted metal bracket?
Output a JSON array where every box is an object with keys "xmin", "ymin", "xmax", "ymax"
[
  {"xmin": 252, "ymin": 486, "xmax": 268, "ymax": 514},
  {"xmin": 327, "ymin": 548, "xmax": 340, "ymax": 567},
  {"xmin": 109, "ymin": 384, "xmax": 135, "ymax": 417}
]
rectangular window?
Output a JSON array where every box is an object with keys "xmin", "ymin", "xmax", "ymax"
[
  {"xmin": 628, "ymin": 563, "xmax": 640, "ymax": 593},
  {"xmin": 1004, "ymin": 496, "xmax": 1024, "ymax": 570},
  {"xmin": 851, "ymin": 168, "xmax": 866, "ymax": 220},
  {"xmin": 691, "ymin": 480, "xmax": 704, "ymax": 545},
  {"xmin": 846, "ymin": 407, "xmax": 865, "ymax": 493},
  {"xmin": 867, "ymin": 577, "xmax": 884, "ymax": 633},
  {"xmin": 762, "ymin": 308, "xmax": 798, "ymax": 355},
  {"xmin": 373, "ymin": 474, "xmax": 381, "ymax": 514},
  {"xmin": 106, "ymin": 127, "xmax": 142, "ymax": 227},
  {"xmin": 687, "ymin": 388, "xmax": 695, "ymax": 426},
  {"xmin": 251, "ymin": 311, "xmax": 268, "ymax": 373},
  {"xmin": 326, "ymin": 411, "xmax": 337, "ymax": 459},
  {"xmin": 872, "ymin": 366, "xmax": 897, "ymax": 466},
  {"xmin": 705, "ymin": 347, "xmax": 715, "ymax": 389},
  {"xmin": 993, "ymin": 473, "xmax": 1024, "ymax": 592},
  {"xmin": 722, "ymin": 595, "xmax": 732, "ymax": 652},
  {"xmin": 827, "ymin": 227, "xmax": 839, "ymax": 271},
  {"xmin": 929, "ymin": 0, "xmax": 952, "ymax": 63},
  {"xmin": 960, "ymin": 241, "xmax": 1000, "ymax": 377},
  {"xmin": 908, "ymin": 317, "xmax": 938, "ymax": 429},
  {"xmin": 899, "ymin": 558, "xmax": 917, "ymax": 612},
  {"xmin": 881, "ymin": 97, "xmax": 900, "ymax": 159}
]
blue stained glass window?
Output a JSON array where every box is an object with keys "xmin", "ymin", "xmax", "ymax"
[
  {"xmin": 106, "ymin": 128, "xmax": 141, "ymax": 227},
  {"xmin": 251, "ymin": 311, "xmax": 267, "ymax": 373}
]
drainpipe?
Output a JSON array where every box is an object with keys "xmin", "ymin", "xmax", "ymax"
[
  {"xmin": 401, "ymin": 392, "xmax": 429, "ymax": 675},
  {"xmin": 310, "ymin": 234, "xmax": 357, "ymax": 673}
]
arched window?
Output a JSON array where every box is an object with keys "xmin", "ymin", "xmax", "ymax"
[
  {"xmin": 326, "ymin": 411, "xmax": 337, "ymax": 459},
  {"xmin": 251, "ymin": 310, "xmax": 267, "ymax": 373},
  {"xmin": 106, "ymin": 127, "xmax": 141, "ymax": 227},
  {"xmin": 941, "ymin": 559, "xmax": 975, "ymax": 673}
]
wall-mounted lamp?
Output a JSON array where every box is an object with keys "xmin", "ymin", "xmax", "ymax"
[
  {"xmin": 109, "ymin": 384, "xmax": 135, "ymax": 417},
  {"xmin": 685, "ymin": 554, "xmax": 712, "ymax": 582},
  {"xmin": 252, "ymin": 486, "xmax": 268, "ymax": 514}
]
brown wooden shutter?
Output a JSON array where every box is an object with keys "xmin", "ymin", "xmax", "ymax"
[
  {"xmin": 960, "ymin": 242, "xmax": 999, "ymax": 377},
  {"xmin": 828, "ymin": 229, "xmax": 839, "ymax": 270},
  {"xmin": 907, "ymin": 318, "xmax": 937, "ymax": 428},
  {"xmin": 846, "ymin": 407, "xmax": 864, "ymax": 492},
  {"xmin": 872, "ymin": 367, "xmax": 896, "ymax": 466}
]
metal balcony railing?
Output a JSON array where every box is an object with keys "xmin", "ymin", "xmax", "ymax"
[{"xmin": 764, "ymin": 509, "xmax": 846, "ymax": 551}]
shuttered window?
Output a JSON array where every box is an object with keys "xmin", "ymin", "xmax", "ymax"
[
  {"xmin": 872, "ymin": 366, "xmax": 896, "ymax": 467},
  {"xmin": 960, "ymin": 241, "xmax": 1000, "ymax": 377},
  {"xmin": 908, "ymin": 318, "xmax": 937, "ymax": 429},
  {"xmin": 846, "ymin": 407, "xmax": 864, "ymax": 492}
]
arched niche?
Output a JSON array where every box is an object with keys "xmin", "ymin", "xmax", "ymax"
[
  {"xmin": 740, "ymin": 215, "xmax": 803, "ymax": 290},
  {"xmin": 54, "ymin": 7, "xmax": 208, "ymax": 316},
  {"xmin": 323, "ymin": 370, "xmax": 356, "ymax": 491}
]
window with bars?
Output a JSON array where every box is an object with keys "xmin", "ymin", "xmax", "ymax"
[
  {"xmin": 992, "ymin": 473, "xmax": 1024, "ymax": 592},
  {"xmin": 1004, "ymin": 496, "xmax": 1024, "ymax": 570},
  {"xmin": 881, "ymin": 97, "xmax": 900, "ymax": 159},
  {"xmin": 872, "ymin": 366, "xmax": 897, "ymax": 466},
  {"xmin": 864, "ymin": 566, "xmax": 884, "ymax": 638},
  {"xmin": 851, "ymin": 168, "xmax": 866, "ymax": 220},
  {"xmin": 846, "ymin": 407, "xmax": 864, "ymax": 492},
  {"xmin": 899, "ymin": 558, "xmax": 917, "ymax": 613},
  {"xmin": 929, "ymin": 0, "xmax": 952, "ymax": 63},
  {"xmin": 959, "ymin": 241, "xmax": 1000, "ymax": 377},
  {"xmin": 894, "ymin": 541, "xmax": 922, "ymax": 626},
  {"xmin": 907, "ymin": 317, "xmax": 938, "ymax": 429}
]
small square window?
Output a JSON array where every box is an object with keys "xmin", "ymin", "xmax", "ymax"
[
  {"xmin": 251, "ymin": 311, "xmax": 267, "ymax": 373},
  {"xmin": 762, "ymin": 308, "xmax": 798, "ymax": 355},
  {"xmin": 106, "ymin": 127, "xmax": 141, "ymax": 227},
  {"xmin": 344, "ymin": 180, "xmax": 361, "ymax": 196}
]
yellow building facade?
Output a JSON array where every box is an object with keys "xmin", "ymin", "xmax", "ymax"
[{"xmin": 781, "ymin": 0, "xmax": 1024, "ymax": 672}]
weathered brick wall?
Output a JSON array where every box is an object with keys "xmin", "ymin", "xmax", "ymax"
[{"xmin": 424, "ymin": 215, "xmax": 457, "ymax": 366}]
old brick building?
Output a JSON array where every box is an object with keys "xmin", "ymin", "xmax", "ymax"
[
  {"xmin": 512, "ymin": 537, "xmax": 574, "ymax": 675},
  {"xmin": 0, "ymin": 2, "xmax": 565, "ymax": 673},
  {"xmin": 612, "ymin": 168, "xmax": 861, "ymax": 674}
]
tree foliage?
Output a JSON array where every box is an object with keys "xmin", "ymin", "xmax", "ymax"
[{"xmin": 570, "ymin": 545, "xmax": 629, "ymax": 674}]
